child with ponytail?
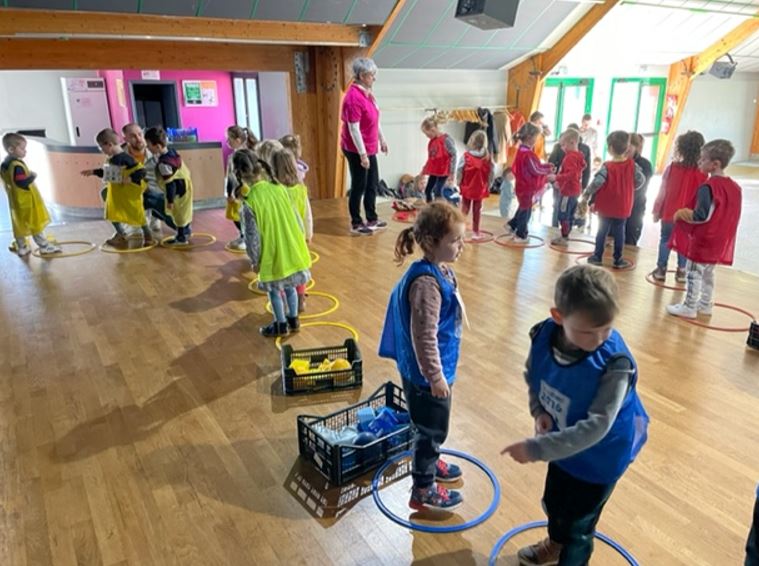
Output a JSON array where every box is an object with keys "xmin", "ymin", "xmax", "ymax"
[
  {"xmin": 456, "ymin": 129, "xmax": 494, "ymax": 239},
  {"xmin": 225, "ymin": 126, "xmax": 258, "ymax": 250},
  {"xmin": 234, "ymin": 148, "xmax": 311, "ymax": 337},
  {"xmin": 379, "ymin": 202, "xmax": 468, "ymax": 511}
]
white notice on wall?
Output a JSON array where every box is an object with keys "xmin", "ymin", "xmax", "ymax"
[{"xmin": 141, "ymin": 70, "xmax": 161, "ymax": 80}]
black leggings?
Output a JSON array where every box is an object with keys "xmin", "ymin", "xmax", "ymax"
[
  {"xmin": 425, "ymin": 175, "xmax": 447, "ymax": 203},
  {"xmin": 344, "ymin": 150, "xmax": 379, "ymax": 227}
]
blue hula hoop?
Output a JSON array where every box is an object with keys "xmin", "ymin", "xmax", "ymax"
[
  {"xmin": 371, "ymin": 447, "xmax": 500, "ymax": 533},
  {"xmin": 488, "ymin": 519, "xmax": 639, "ymax": 566}
]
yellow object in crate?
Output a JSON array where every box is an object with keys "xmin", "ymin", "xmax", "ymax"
[{"xmin": 289, "ymin": 357, "xmax": 351, "ymax": 375}]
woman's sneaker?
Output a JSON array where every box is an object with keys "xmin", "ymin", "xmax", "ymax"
[
  {"xmin": 517, "ymin": 537, "xmax": 562, "ymax": 565},
  {"xmin": 409, "ymin": 483, "xmax": 462, "ymax": 511},
  {"xmin": 434, "ymin": 459, "xmax": 462, "ymax": 483},
  {"xmin": 350, "ymin": 224, "xmax": 373, "ymax": 236},
  {"xmin": 366, "ymin": 219, "xmax": 388, "ymax": 231}
]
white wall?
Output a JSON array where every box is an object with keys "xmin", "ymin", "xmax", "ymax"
[
  {"xmin": 0, "ymin": 70, "xmax": 99, "ymax": 143},
  {"xmin": 258, "ymin": 72, "xmax": 293, "ymax": 140},
  {"xmin": 372, "ymin": 68, "xmax": 507, "ymax": 187},
  {"xmin": 675, "ymin": 73, "xmax": 759, "ymax": 162}
]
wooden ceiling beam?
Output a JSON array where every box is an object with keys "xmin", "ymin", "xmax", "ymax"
[
  {"xmin": 656, "ymin": 14, "xmax": 759, "ymax": 170},
  {"xmin": 0, "ymin": 7, "xmax": 365, "ymax": 46}
]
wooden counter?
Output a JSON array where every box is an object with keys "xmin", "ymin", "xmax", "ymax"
[{"xmin": 24, "ymin": 138, "xmax": 225, "ymax": 217}]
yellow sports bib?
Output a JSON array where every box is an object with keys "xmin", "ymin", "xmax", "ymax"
[
  {"xmin": 0, "ymin": 158, "xmax": 51, "ymax": 237},
  {"xmin": 104, "ymin": 161, "xmax": 146, "ymax": 226}
]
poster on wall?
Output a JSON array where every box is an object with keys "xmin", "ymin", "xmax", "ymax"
[
  {"xmin": 182, "ymin": 80, "xmax": 218, "ymax": 107},
  {"xmin": 661, "ymin": 94, "xmax": 678, "ymax": 134}
]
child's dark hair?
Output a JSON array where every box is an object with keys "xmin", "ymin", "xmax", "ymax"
[
  {"xmin": 95, "ymin": 128, "xmax": 119, "ymax": 146},
  {"xmin": 271, "ymin": 149, "xmax": 299, "ymax": 186},
  {"xmin": 529, "ymin": 111, "xmax": 544, "ymax": 123},
  {"xmin": 2, "ymin": 132, "xmax": 25, "ymax": 151},
  {"xmin": 228, "ymin": 125, "xmax": 258, "ymax": 150},
  {"xmin": 555, "ymin": 265, "xmax": 619, "ymax": 326},
  {"xmin": 144, "ymin": 126, "xmax": 169, "ymax": 146},
  {"xmin": 279, "ymin": 134, "xmax": 302, "ymax": 158},
  {"xmin": 673, "ymin": 131, "xmax": 704, "ymax": 168},
  {"xmin": 702, "ymin": 139, "xmax": 735, "ymax": 169},
  {"xmin": 233, "ymin": 148, "xmax": 276, "ymax": 185},
  {"xmin": 607, "ymin": 131, "xmax": 630, "ymax": 157},
  {"xmin": 394, "ymin": 202, "xmax": 465, "ymax": 265},
  {"xmin": 514, "ymin": 123, "xmax": 541, "ymax": 144}
]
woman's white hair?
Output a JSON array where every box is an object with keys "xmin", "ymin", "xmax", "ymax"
[{"xmin": 352, "ymin": 57, "xmax": 378, "ymax": 80}]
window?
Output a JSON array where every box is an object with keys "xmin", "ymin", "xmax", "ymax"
[{"xmin": 233, "ymin": 75, "xmax": 262, "ymax": 140}]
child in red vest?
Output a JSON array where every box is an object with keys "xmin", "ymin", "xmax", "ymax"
[
  {"xmin": 506, "ymin": 123, "xmax": 554, "ymax": 242},
  {"xmin": 651, "ymin": 131, "xmax": 706, "ymax": 283},
  {"xmin": 421, "ymin": 117, "xmax": 456, "ymax": 203},
  {"xmin": 548, "ymin": 129, "xmax": 586, "ymax": 246},
  {"xmin": 584, "ymin": 131, "xmax": 645, "ymax": 269},
  {"xmin": 457, "ymin": 129, "xmax": 493, "ymax": 239},
  {"xmin": 667, "ymin": 139, "xmax": 742, "ymax": 319}
]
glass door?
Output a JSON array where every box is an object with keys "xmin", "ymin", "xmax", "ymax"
[
  {"xmin": 540, "ymin": 78, "xmax": 595, "ymax": 146},
  {"xmin": 605, "ymin": 78, "xmax": 666, "ymax": 164},
  {"xmin": 233, "ymin": 75, "xmax": 262, "ymax": 140}
]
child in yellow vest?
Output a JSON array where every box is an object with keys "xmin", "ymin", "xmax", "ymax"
[
  {"xmin": 82, "ymin": 128, "xmax": 152, "ymax": 249},
  {"xmin": 144, "ymin": 127, "xmax": 194, "ymax": 246},
  {"xmin": 279, "ymin": 134, "xmax": 309, "ymax": 183},
  {"xmin": 234, "ymin": 148, "xmax": 312, "ymax": 337},
  {"xmin": 225, "ymin": 126, "xmax": 258, "ymax": 250},
  {"xmin": 0, "ymin": 133, "xmax": 61, "ymax": 256},
  {"xmin": 272, "ymin": 148, "xmax": 313, "ymax": 312}
]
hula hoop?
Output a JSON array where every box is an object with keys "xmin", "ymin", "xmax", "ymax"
[
  {"xmin": 488, "ymin": 519, "xmax": 639, "ymax": 566},
  {"xmin": 160, "ymin": 232, "xmax": 216, "ymax": 249},
  {"xmin": 249, "ymin": 277, "xmax": 315, "ymax": 295},
  {"xmin": 392, "ymin": 211, "xmax": 417, "ymax": 224},
  {"xmin": 494, "ymin": 234, "xmax": 545, "ymax": 249},
  {"xmin": 31, "ymin": 240, "xmax": 97, "ymax": 259},
  {"xmin": 224, "ymin": 242, "xmax": 247, "ymax": 254},
  {"xmin": 310, "ymin": 250, "xmax": 320, "ymax": 264},
  {"xmin": 274, "ymin": 321, "xmax": 359, "ymax": 351},
  {"xmin": 265, "ymin": 290, "xmax": 339, "ymax": 320},
  {"xmin": 645, "ymin": 269, "xmax": 685, "ymax": 291},
  {"xmin": 372, "ymin": 448, "xmax": 500, "ymax": 534},
  {"xmin": 575, "ymin": 254, "xmax": 636, "ymax": 272},
  {"xmin": 100, "ymin": 240, "xmax": 158, "ymax": 254},
  {"xmin": 673, "ymin": 303, "xmax": 756, "ymax": 333},
  {"xmin": 548, "ymin": 237, "xmax": 596, "ymax": 255},
  {"xmin": 464, "ymin": 230, "xmax": 495, "ymax": 244}
]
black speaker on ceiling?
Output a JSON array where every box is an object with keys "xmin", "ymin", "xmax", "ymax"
[{"xmin": 455, "ymin": 0, "xmax": 520, "ymax": 30}]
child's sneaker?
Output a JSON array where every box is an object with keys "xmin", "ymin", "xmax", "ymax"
[
  {"xmin": 350, "ymin": 224, "xmax": 372, "ymax": 236},
  {"xmin": 366, "ymin": 219, "xmax": 388, "ymax": 231},
  {"xmin": 651, "ymin": 267, "xmax": 666, "ymax": 281},
  {"xmin": 37, "ymin": 242, "xmax": 62, "ymax": 255},
  {"xmin": 517, "ymin": 537, "xmax": 562, "ymax": 565},
  {"xmin": 471, "ymin": 232, "xmax": 484, "ymax": 241},
  {"xmin": 229, "ymin": 237, "xmax": 246, "ymax": 250},
  {"xmin": 512, "ymin": 236, "xmax": 529, "ymax": 244},
  {"xmin": 105, "ymin": 233, "xmax": 128, "ymax": 248},
  {"xmin": 698, "ymin": 302, "xmax": 713, "ymax": 316},
  {"xmin": 142, "ymin": 232, "xmax": 155, "ymax": 245},
  {"xmin": 586, "ymin": 255, "xmax": 603, "ymax": 266},
  {"xmin": 16, "ymin": 243, "xmax": 31, "ymax": 257},
  {"xmin": 612, "ymin": 258, "xmax": 632, "ymax": 270},
  {"xmin": 551, "ymin": 237, "xmax": 568, "ymax": 247},
  {"xmin": 666, "ymin": 303, "xmax": 697, "ymax": 319},
  {"xmin": 409, "ymin": 483, "xmax": 462, "ymax": 512},
  {"xmin": 164, "ymin": 237, "xmax": 189, "ymax": 247},
  {"xmin": 260, "ymin": 321, "xmax": 289, "ymax": 337},
  {"xmin": 434, "ymin": 459, "xmax": 462, "ymax": 483},
  {"xmin": 675, "ymin": 268, "xmax": 687, "ymax": 283},
  {"xmin": 286, "ymin": 316, "xmax": 300, "ymax": 332},
  {"xmin": 502, "ymin": 224, "xmax": 514, "ymax": 236}
]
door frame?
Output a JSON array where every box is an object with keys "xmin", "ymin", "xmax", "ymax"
[
  {"xmin": 128, "ymin": 80, "xmax": 182, "ymax": 129},
  {"xmin": 604, "ymin": 77, "xmax": 667, "ymax": 163},
  {"xmin": 543, "ymin": 77, "xmax": 595, "ymax": 141}
]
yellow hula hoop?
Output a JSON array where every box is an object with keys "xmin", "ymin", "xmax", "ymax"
[
  {"xmin": 160, "ymin": 232, "xmax": 217, "ymax": 250},
  {"xmin": 248, "ymin": 277, "xmax": 315, "ymax": 295},
  {"xmin": 224, "ymin": 242, "xmax": 247, "ymax": 254},
  {"xmin": 31, "ymin": 240, "xmax": 97, "ymax": 259},
  {"xmin": 274, "ymin": 321, "xmax": 359, "ymax": 351},
  {"xmin": 100, "ymin": 241, "xmax": 158, "ymax": 254},
  {"xmin": 265, "ymin": 290, "xmax": 339, "ymax": 319},
  {"xmin": 310, "ymin": 250, "xmax": 320, "ymax": 264}
]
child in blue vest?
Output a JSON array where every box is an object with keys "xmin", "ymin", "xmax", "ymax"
[
  {"xmin": 379, "ymin": 202, "xmax": 467, "ymax": 511},
  {"xmin": 502, "ymin": 265, "xmax": 648, "ymax": 565}
]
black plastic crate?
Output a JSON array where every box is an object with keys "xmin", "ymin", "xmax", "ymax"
[
  {"xmin": 297, "ymin": 381, "xmax": 412, "ymax": 485},
  {"xmin": 281, "ymin": 338, "xmax": 362, "ymax": 395}
]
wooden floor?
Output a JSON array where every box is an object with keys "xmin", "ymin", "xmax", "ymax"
[{"xmin": 1, "ymin": 199, "xmax": 758, "ymax": 566}]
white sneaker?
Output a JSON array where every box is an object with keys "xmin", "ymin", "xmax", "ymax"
[
  {"xmin": 16, "ymin": 243, "xmax": 31, "ymax": 257},
  {"xmin": 502, "ymin": 224, "xmax": 514, "ymax": 235},
  {"xmin": 229, "ymin": 237, "xmax": 246, "ymax": 250},
  {"xmin": 471, "ymin": 232, "xmax": 484, "ymax": 240},
  {"xmin": 512, "ymin": 236, "xmax": 529, "ymax": 244},
  {"xmin": 38, "ymin": 243, "xmax": 62, "ymax": 255},
  {"xmin": 666, "ymin": 303, "xmax": 697, "ymax": 319},
  {"xmin": 149, "ymin": 217, "xmax": 162, "ymax": 233},
  {"xmin": 698, "ymin": 303, "xmax": 713, "ymax": 316}
]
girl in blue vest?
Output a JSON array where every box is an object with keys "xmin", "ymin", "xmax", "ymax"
[
  {"xmin": 502, "ymin": 265, "xmax": 648, "ymax": 565},
  {"xmin": 378, "ymin": 202, "xmax": 467, "ymax": 511}
]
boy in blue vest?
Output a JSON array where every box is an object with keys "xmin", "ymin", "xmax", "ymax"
[{"xmin": 502, "ymin": 265, "xmax": 649, "ymax": 565}]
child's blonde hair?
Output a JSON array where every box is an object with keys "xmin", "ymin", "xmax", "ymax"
[
  {"xmin": 279, "ymin": 134, "xmax": 302, "ymax": 159},
  {"xmin": 272, "ymin": 149, "xmax": 300, "ymax": 187},
  {"xmin": 560, "ymin": 129, "xmax": 580, "ymax": 145},
  {"xmin": 467, "ymin": 129, "xmax": 488, "ymax": 155},
  {"xmin": 233, "ymin": 148, "xmax": 275, "ymax": 186},
  {"xmin": 394, "ymin": 202, "xmax": 465, "ymax": 265},
  {"xmin": 2, "ymin": 132, "xmax": 25, "ymax": 151},
  {"xmin": 421, "ymin": 116, "xmax": 442, "ymax": 133},
  {"xmin": 257, "ymin": 139, "xmax": 284, "ymax": 166}
]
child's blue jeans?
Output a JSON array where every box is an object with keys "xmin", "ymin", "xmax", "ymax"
[
  {"xmin": 268, "ymin": 287, "xmax": 298, "ymax": 323},
  {"xmin": 657, "ymin": 221, "xmax": 686, "ymax": 270}
]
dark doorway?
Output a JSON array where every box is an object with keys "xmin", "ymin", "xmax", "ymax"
[{"xmin": 130, "ymin": 81, "xmax": 181, "ymax": 130}]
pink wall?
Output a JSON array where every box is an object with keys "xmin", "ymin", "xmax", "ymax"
[
  {"xmin": 109, "ymin": 70, "xmax": 236, "ymax": 145},
  {"xmin": 100, "ymin": 70, "xmax": 130, "ymax": 133}
]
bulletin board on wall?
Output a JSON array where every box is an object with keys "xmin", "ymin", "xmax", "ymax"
[{"xmin": 182, "ymin": 80, "xmax": 218, "ymax": 107}]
